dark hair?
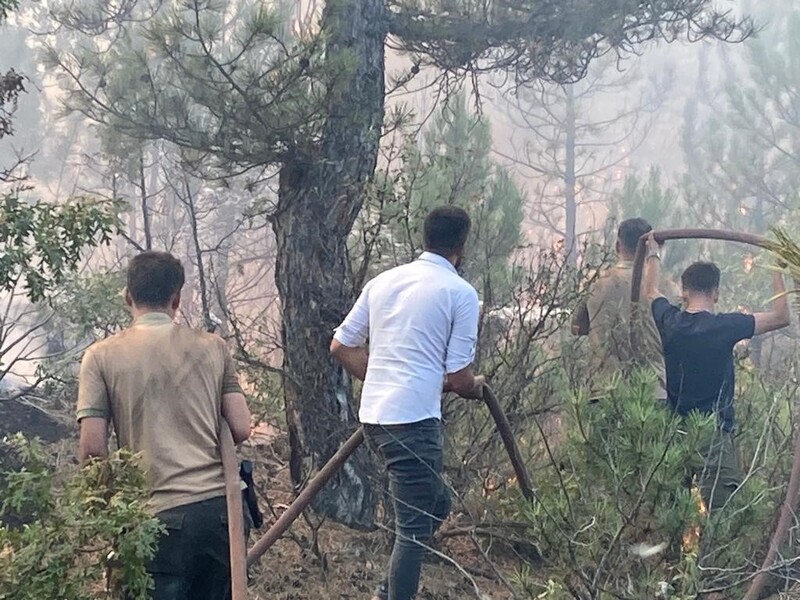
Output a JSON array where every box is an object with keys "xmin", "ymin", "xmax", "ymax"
[
  {"xmin": 423, "ymin": 206, "xmax": 471, "ymax": 256},
  {"xmin": 617, "ymin": 217, "xmax": 653, "ymax": 254},
  {"xmin": 127, "ymin": 251, "xmax": 185, "ymax": 308},
  {"xmin": 681, "ymin": 261, "xmax": 720, "ymax": 294}
]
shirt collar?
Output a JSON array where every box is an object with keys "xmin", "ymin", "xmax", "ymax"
[
  {"xmin": 133, "ymin": 312, "xmax": 174, "ymax": 327},
  {"xmin": 616, "ymin": 259, "xmax": 634, "ymax": 269},
  {"xmin": 418, "ymin": 251, "xmax": 458, "ymax": 274}
]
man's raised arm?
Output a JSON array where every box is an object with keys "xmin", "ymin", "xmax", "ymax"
[
  {"xmin": 643, "ymin": 233, "xmax": 665, "ymax": 304},
  {"xmin": 753, "ymin": 271, "xmax": 791, "ymax": 336}
]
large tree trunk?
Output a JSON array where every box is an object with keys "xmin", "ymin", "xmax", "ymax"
[{"xmin": 271, "ymin": 0, "xmax": 386, "ymax": 529}]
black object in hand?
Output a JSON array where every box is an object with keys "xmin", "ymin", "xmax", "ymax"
[{"xmin": 240, "ymin": 460, "xmax": 264, "ymax": 529}]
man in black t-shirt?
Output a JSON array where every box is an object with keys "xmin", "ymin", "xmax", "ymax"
[{"xmin": 643, "ymin": 234, "xmax": 790, "ymax": 512}]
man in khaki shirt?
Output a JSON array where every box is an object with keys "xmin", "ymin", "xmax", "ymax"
[
  {"xmin": 77, "ymin": 251, "xmax": 251, "ymax": 600},
  {"xmin": 572, "ymin": 218, "xmax": 668, "ymax": 401}
]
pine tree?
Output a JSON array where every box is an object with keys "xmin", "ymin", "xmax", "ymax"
[{"xmin": 360, "ymin": 95, "xmax": 524, "ymax": 303}]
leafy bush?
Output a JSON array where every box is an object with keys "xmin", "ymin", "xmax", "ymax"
[
  {"xmin": 0, "ymin": 435, "xmax": 162, "ymax": 600},
  {"xmin": 510, "ymin": 369, "xmax": 795, "ymax": 599}
]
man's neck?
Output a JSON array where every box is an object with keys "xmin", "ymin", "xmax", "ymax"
[
  {"xmin": 423, "ymin": 250, "xmax": 459, "ymax": 268},
  {"xmin": 617, "ymin": 252, "xmax": 635, "ymax": 264},
  {"xmin": 684, "ymin": 298, "xmax": 715, "ymax": 314},
  {"xmin": 131, "ymin": 307, "xmax": 175, "ymax": 321}
]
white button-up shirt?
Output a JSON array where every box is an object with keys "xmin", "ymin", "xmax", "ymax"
[{"xmin": 334, "ymin": 252, "xmax": 480, "ymax": 425}]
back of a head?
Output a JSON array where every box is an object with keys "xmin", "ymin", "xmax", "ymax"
[
  {"xmin": 617, "ymin": 217, "xmax": 653, "ymax": 255},
  {"xmin": 424, "ymin": 206, "xmax": 471, "ymax": 257},
  {"xmin": 681, "ymin": 261, "xmax": 720, "ymax": 295},
  {"xmin": 127, "ymin": 251, "xmax": 185, "ymax": 308}
]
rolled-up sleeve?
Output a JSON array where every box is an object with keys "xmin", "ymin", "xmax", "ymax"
[
  {"xmin": 333, "ymin": 282, "xmax": 371, "ymax": 348},
  {"xmin": 77, "ymin": 348, "xmax": 111, "ymax": 422},
  {"xmin": 222, "ymin": 347, "xmax": 244, "ymax": 395},
  {"xmin": 445, "ymin": 287, "xmax": 480, "ymax": 374}
]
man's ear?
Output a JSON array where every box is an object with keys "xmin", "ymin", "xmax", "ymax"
[
  {"xmin": 712, "ymin": 289, "xmax": 720, "ymax": 304},
  {"xmin": 681, "ymin": 290, "xmax": 689, "ymax": 306},
  {"xmin": 124, "ymin": 288, "xmax": 133, "ymax": 308},
  {"xmin": 615, "ymin": 240, "xmax": 622, "ymax": 255},
  {"xmin": 170, "ymin": 290, "xmax": 181, "ymax": 311}
]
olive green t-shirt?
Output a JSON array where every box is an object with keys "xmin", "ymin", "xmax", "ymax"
[
  {"xmin": 77, "ymin": 312, "xmax": 243, "ymax": 514},
  {"xmin": 583, "ymin": 261, "xmax": 668, "ymax": 400}
]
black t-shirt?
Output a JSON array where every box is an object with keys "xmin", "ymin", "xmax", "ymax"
[{"xmin": 651, "ymin": 298, "xmax": 755, "ymax": 431}]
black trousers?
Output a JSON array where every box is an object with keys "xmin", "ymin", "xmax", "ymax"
[{"xmin": 147, "ymin": 495, "xmax": 248, "ymax": 600}]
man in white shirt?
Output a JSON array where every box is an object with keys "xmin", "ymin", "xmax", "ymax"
[{"xmin": 331, "ymin": 206, "xmax": 484, "ymax": 600}]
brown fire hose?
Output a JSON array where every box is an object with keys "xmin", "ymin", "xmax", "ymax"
[
  {"xmin": 630, "ymin": 228, "xmax": 770, "ymax": 303},
  {"xmin": 220, "ymin": 421, "xmax": 248, "ymax": 600},
  {"xmin": 246, "ymin": 427, "xmax": 365, "ymax": 566},
  {"xmin": 483, "ymin": 385, "xmax": 536, "ymax": 502},
  {"xmin": 246, "ymin": 384, "xmax": 535, "ymax": 566},
  {"xmin": 630, "ymin": 227, "xmax": 800, "ymax": 600},
  {"xmin": 744, "ymin": 424, "xmax": 800, "ymax": 600}
]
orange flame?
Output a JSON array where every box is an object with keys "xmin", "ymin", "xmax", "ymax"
[{"xmin": 682, "ymin": 486, "xmax": 708, "ymax": 553}]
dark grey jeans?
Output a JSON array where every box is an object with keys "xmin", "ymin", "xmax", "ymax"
[{"xmin": 364, "ymin": 418, "xmax": 451, "ymax": 600}]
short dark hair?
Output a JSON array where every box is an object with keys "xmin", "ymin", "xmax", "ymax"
[
  {"xmin": 617, "ymin": 218, "xmax": 653, "ymax": 254},
  {"xmin": 423, "ymin": 206, "xmax": 471, "ymax": 256},
  {"xmin": 681, "ymin": 262, "xmax": 720, "ymax": 294},
  {"xmin": 127, "ymin": 251, "xmax": 185, "ymax": 308}
]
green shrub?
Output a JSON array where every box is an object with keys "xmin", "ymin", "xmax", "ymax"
[
  {"xmin": 0, "ymin": 435, "xmax": 162, "ymax": 599},
  {"xmin": 512, "ymin": 369, "xmax": 794, "ymax": 599}
]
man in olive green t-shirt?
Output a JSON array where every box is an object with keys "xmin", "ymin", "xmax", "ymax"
[
  {"xmin": 77, "ymin": 251, "xmax": 251, "ymax": 600},
  {"xmin": 572, "ymin": 218, "xmax": 670, "ymax": 401}
]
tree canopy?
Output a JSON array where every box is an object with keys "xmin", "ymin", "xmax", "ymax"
[{"xmin": 46, "ymin": 0, "xmax": 754, "ymax": 174}]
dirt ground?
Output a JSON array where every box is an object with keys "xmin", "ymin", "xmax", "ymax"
[
  {"xmin": 0, "ymin": 396, "xmax": 69, "ymax": 442},
  {"xmin": 0, "ymin": 403, "xmax": 517, "ymax": 599},
  {"xmin": 243, "ymin": 425, "xmax": 517, "ymax": 600},
  {"xmin": 767, "ymin": 592, "xmax": 800, "ymax": 600},
  {"xmin": 246, "ymin": 520, "xmax": 515, "ymax": 600},
  {"xmin": 3, "ymin": 403, "xmax": 799, "ymax": 599}
]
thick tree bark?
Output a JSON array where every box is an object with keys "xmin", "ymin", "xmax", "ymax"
[{"xmin": 271, "ymin": 0, "xmax": 386, "ymax": 529}]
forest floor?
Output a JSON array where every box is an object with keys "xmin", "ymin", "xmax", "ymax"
[
  {"xmin": 0, "ymin": 400, "xmax": 517, "ymax": 599},
  {"xmin": 0, "ymin": 395, "xmax": 70, "ymax": 443},
  {"xmin": 246, "ymin": 517, "xmax": 515, "ymax": 600},
  {"xmin": 8, "ymin": 398, "xmax": 799, "ymax": 599},
  {"xmin": 243, "ymin": 423, "xmax": 517, "ymax": 600},
  {"xmin": 767, "ymin": 591, "xmax": 800, "ymax": 599}
]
